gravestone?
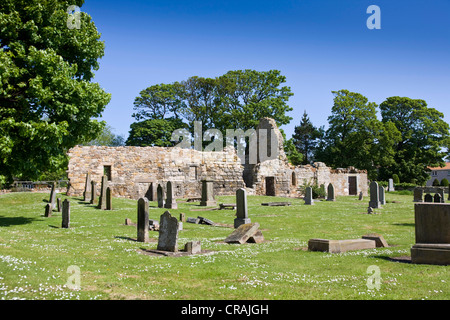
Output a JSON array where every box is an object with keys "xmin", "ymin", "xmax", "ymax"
[
  {"xmin": 358, "ymin": 191, "xmax": 364, "ymax": 201},
  {"xmin": 200, "ymin": 180, "xmax": 216, "ymax": 206},
  {"xmin": 448, "ymin": 185, "xmax": 450, "ymax": 201},
  {"xmin": 304, "ymin": 187, "xmax": 314, "ymax": 205},
  {"xmin": 90, "ymin": 181, "xmax": 97, "ymax": 205},
  {"xmin": 56, "ymin": 198, "xmax": 62, "ymax": 212},
  {"xmin": 434, "ymin": 193, "xmax": 442, "ymax": 203},
  {"xmin": 83, "ymin": 173, "xmax": 92, "ymax": 201},
  {"xmin": 388, "ymin": 179, "xmax": 395, "ymax": 192},
  {"xmin": 379, "ymin": 185, "xmax": 386, "ymax": 205},
  {"xmin": 414, "ymin": 187, "xmax": 424, "ymax": 202},
  {"xmin": 164, "ymin": 181, "xmax": 178, "ymax": 209},
  {"xmin": 97, "ymin": 176, "xmax": 108, "ymax": 210},
  {"xmin": 106, "ymin": 187, "xmax": 112, "ymax": 210},
  {"xmin": 137, "ymin": 197, "xmax": 149, "ymax": 243},
  {"xmin": 362, "ymin": 233, "xmax": 388, "ymax": 248},
  {"xmin": 368, "ymin": 181, "xmax": 381, "ymax": 209},
  {"xmin": 225, "ymin": 223, "xmax": 261, "ymax": 244},
  {"xmin": 49, "ymin": 182, "xmax": 56, "ymax": 210},
  {"xmin": 424, "ymin": 193, "xmax": 433, "ymax": 203},
  {"xmin": 184, "ymin": 241, "xmax": 202, "ymax": 254},
  {"xmin": 157, "ymin": 211, "xmax": 179, "ymax": 252},
  {"xmin": 308, "ymin": 238, "xmax": 376, "ymax": 253},
  {"xmin": 326, "ymin": 183, "xmax": 335, "ymax": 201},
  {"xmin": 437, "ymin": 189, "xmax": 445, "ymax": 203},
  {"xmin": 62, "ymin": 199, "xmax": 70, "ymax": 228},
  {"xmin": 234, "ymin": 188, "xmax": 251, "ymax": 228},
  {"xmin": 157, "ymin": 184, "xmax": 165, "ymax": 208},
  {"xmin": 411, "ymin": 203, "xmax": 450, "ymax": 265},
  {"xmin": 45, "ymin": 203, "xmax": 52, "ymax": 217},
  {"xmin": 179, "ymin": 212, "xmax": 186, "ymax": 222}
]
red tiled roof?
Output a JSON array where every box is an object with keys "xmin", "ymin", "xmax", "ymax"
[{"xmin": 428, "ymin": 162, "xmax": 450, "ymax": 170}]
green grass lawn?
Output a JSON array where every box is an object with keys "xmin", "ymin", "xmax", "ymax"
[{"xmin": 0, "ymin": 191, "xmax": 448, "ymax": 300}]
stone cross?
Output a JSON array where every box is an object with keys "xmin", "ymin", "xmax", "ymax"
[
  {"xmin": 97, "ymin": 175, "xmax": 108, "ymax": 210},
  {"xmin": 200, "ymin": 180, "xmax": 216, "ymax": 206},
  {"xmin": 368, "ymin": 181, "xmax": 381, "ymax": 209},
  {"xmin": 157, "ymin": 184, "xmax": 165, "ymax": 208},
  {"xmin": 164, "ymin": 181, "xmax": 178, "ymax": 209},
  {"xmin": 49, "ymin": 182, "xmax": 56, "ymax": 210},
  {"xmin": 62, "ymin": 199, "xmax": 70, "ymax": 228},
  {"xmin": 234, "ymin": 188, "xmax": 251, "ymax": 228},
  {"xmin": 304, "ymin": 187, "xmax": 314, "ymax": 205},
  {"xmin": 157, "ymin": 211, "xmax": 179, "ymax": 252},
  {"xmin": 326, "ymin": 183, "xmax": 335, "ymax": 201},
  {"xmin": 90, "ymin": 181, "xmax": 97, "ymax": 205},
  {"xmin": 83, "ymin": 173, "xmax": 91, "ymax": 202},
  {"xmin": 45, "ymin": 203, "xmax": 52, "ymax": 217},
  {"xmin": 137, "ymin": 197, "xmax": 149, "ymax": 243},
  {"xmin": 106, "ymin": 187, "xmax": 112, "ymax": 210},
  {"xmin": 379, "ymin": 185, "xmax": 386, "ymax": 205}
]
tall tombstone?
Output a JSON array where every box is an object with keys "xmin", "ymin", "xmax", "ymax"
[
  {"xmin": 200, "ymin": 180, "xmax": 216, "ymax": 206},
  {"xmin": 437, "ymin": 189, "xmax": 445, "ymax": 203},
  {"xmin": 434, "ymin": 193, "xmax": 442, "ymax": 203},
  {"xmin": 49, "ymin": 182, "xmax": 56, "ymax": 210},
  {"xmin": 164, "ymin": 181, "xmax": 178, "ymax": 209},
  {"xmin": 326, "ymin": 183, "xmax": 335, "ymax": 201},
  {"xmin": 358, "ymin": 191, "xmax": 364, "ymax": 201},
  {"xmin": 157, "ymin": 211, "xmax": 179, "ymax": 252},
  {"xmin": 83, "ymin": 173, "xmax": 92, "ymax": 202},
  {"xmin": 62, "ymin": 199, "xmax": 70, "ymax": 228},
  {"xmin": 413, "ymin": 187, "xmax": 423, "ymax": 202},
  {"xmin": 97, "ymin": 176, "xmax": 108, "ymax": 210},
  {"xmin": 388, "ymin": 179, "xmax": 395, "ymax": 192},
  {"xmin": 368, "ymin": 181, "xmax": 381, "ymax": 209},
  {"xmin": 379, "ymin": 185, "xmax": 386, "ymax": 205},
  {"xmin": 424, "ymin": 193, "xmax": 433, "ymax": 203},
  {"xmin": 157, "ymin": 184, "xmax": 165, "ymax": 208},
  {"xmin": 44, "ymin": 203, "xmax": 52, "ymax": 217},
  {"xmin": 137, "ymin": 197, "xmax": 149, "ymax": 243},
  {"xmin": 106, "ymin": 187, "xmax": 113, "ymax": 210},
  {"xmin": 56, "ymin": 198, "xmax": 62, "ymax": 212},
  {"xmin": 304, "ymin": 187, "xmax": 314, "ymax": 205},
  {"xmin": 90, "ymin": 181, "xmax": 97, "ymax": 205},
  {"xmin": 234, "ymin": 188, "xmax": 251, "ymax": 228}
]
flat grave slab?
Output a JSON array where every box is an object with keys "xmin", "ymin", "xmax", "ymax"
[
  {"xmin": 261, "ymin": 202, "xmax": 291, "ymax": 206},
  {"xmin": 308, "ymin": 238, "xmax": 376, "ymax": 253},
  {"xmin": 224, "ymin": 223, "xmax": 261, "ymax": 244}
]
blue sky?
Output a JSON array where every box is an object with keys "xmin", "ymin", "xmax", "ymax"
[{"xmin": 81, "ymin": 0, "xmax": 450, "ymax": 139}]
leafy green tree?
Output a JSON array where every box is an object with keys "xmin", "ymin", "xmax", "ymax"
[
  {"xmin": 440, "ymin": 178, "xmax": 449, "ymax": 187},
  {"xmin": 432, "ymin": 178, "xmax": 440, "ymax": 186},
  {"xmin": 283, "ymin": 138, "xmax": 304, "ymax": 166},
  {"xmin": 0, "ymin": 0, "xmax": 110, "ymax": 182},
  {"xmin": 125, "ymin": 118, "xmax": 188, "ymax": 147},
  {"xmin": 379, "ymin": 96, "xmax": 450, "ymax": 184},
  {"xmin": 83, "ymin": 124, "xmax": 125, "ymax": 147},
  {"xmin": 291, "ymin": 110, "xmax": 321, "ymax": 164}
]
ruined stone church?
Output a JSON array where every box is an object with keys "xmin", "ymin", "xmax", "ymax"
[{"xmin": 67, "ymin": 118, "xmax": 368, "ymax": 200}]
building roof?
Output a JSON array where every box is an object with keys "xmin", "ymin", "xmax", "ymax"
[{"xmin": 428, "ymin": 162, "xmax": 450, "ymax": 171}]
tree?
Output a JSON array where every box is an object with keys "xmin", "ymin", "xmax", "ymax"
[
  {"xmin": 379, "ymin": 96, "xmax": 450, "ymax": 184},
  {"xmin": 125, "ymin": 118, "xmax": 188, "ymax": 147},
  {"xmin": 0, "ymin": 0, "xmax": 110, "ymax": 182},
  {"xmin": 291, "ymin": 110, "xmax": 320, "ymax": 164},
  {"xmin": 83, "ymin": 125, "xmax": 125, "ymax": 147},
  {"xmin": 316, "ymin": 90, "xmax": 400, "ymax": 179}
]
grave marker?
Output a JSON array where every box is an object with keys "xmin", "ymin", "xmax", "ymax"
[
  {"xmin": 106, "ymin": 187, "xmax": 113, "ymax": 210},
  {"xmin": 304, "ymin": 187, "xmax": 314, "ymax": 205},
  {"xmin": 90, "ymin": 181, "xmax": 97, "ymax": 205},
  {"xmin": 97, "ymin": 176, "xmax": 108, "ymax": 210},
  {"xmin": 379, "ymin": 185, "xmax": 386, "ymax": 205},
  {"xmin": 434, "ymin": 193, "xmax": 442, "ymax": 203},
  {"xmin": 45, "ymin": 203, "xmax": 52, "ymax": 217},
  {"xmin": 157, "ymin": 211, "xmax": 179, "ymax": 252},
  {"xmin": 234, "ymin": 188, "xmax": 251, "ymax": 228},
  {"xmin": 388, "ymin": 178, "xmax": 395, "ymax": 192},
  {"xmin": 424, "ymin": 193, "xmax": 433, "ymax": 203},
  {"xmin": 368, "ymin": 181, "xmax": 381, "ymax": 209},
  {"xmin": 200, "ymin": 180, "xmax": 216, "ymax": 206},
  {"xmin": 225, "ymin": 223, "xmax": 261, "ymax": 244},
  {"xmin": 413, "ymin": 187, "xmax": 424, "ymax": 202},
  {"xmin": 62, "ymin": 199, "xmax": 70, "ymax": 228},
  {"xmin": 137, "ymin": 197, "xmax": 149, "ymax": 243},
  {"xmin": 157, "ymin": 184, "xmax": 165, "ymax": 208},
  {"xmin": 49, "ymin": 182, "xmax": 56, "ymax": 210},
  {"xmin": 164, "ymin": 181, "xmax": 178, "ymax": 209},
  {"xmin": 56, "ymin": 198, "xmax": 62, "ymax": 212},
  {"xmin": 326, "ymin": 183, "xmax": 335, "ymax": 201},
  {"xmin": 83, "ymin": 173, "xmax": 91, "ymax": 201}
]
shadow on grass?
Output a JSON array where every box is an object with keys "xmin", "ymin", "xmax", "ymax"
[
  {"xmin": 392, "ymin": 223, "xmax": 415, "ymax": 227},
  {"xmin": 372, "ymin": 254, "xmax": 412, "ymax": 264},
  {"xmin": 0, "ymin": 215, "xmax": 42, "ymax": 227}
]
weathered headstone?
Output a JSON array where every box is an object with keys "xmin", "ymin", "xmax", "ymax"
[
  {"xmin": 434, "ymin": 193, "xmax": 442, "ymax": 203},
  {"xmin": 164, "ymin": 181, "xmax": 178, "ymax": 209},
  {"xmin": 49, "ymin": 182, "xmax": 56, "ymax": 210},
  {"xmin": 225, "ymin": 223, "xmax": 261, "ymax": 244},
  {"xmin": 97, "ymin": 176, "xmax": 108, "ymax": 210},
  {"xmin": 388, "ymin": 179, "xmax": 395, "ymax": 192},
  {"xmin": 326, "ymin": 183, "xmax": 335, "ymax": 201},
  {"xmin": 424, "ymin": 193, "xmax": 433, "ymax": 203},
  {"xmin": 45, "ymin": 203, "xmax": 52, "ymax": 217},
  {"xmin": 184, "ymin": 241, "xmax": 201, "ymax": 254},
  {"xmin": 157, "ymin": 211, "xmax": 179, "ymax": 252},
  {"xmin": 90, "ymin": 181, "xmax": 97, "ymax": 205},
  {"xmin": 62, "ymin": 199, "xmax": 70, "ymax": 228},
  {"xmin": 187, "ymin": 217, "xmax": 200, "ymax": 224},
  {"xmin": 304, "ymin": 187, "xmax": 314, "ymax": 205},
  {"xmin": 358, "ymin": 191, "xmax": 364, "ymax": 201},
  {"xmin": 234, "ymin": 188, "xmax": 251, "ymax": 228},
  {"xmin": 308, "ymin": 238, "xmax": 376, "ymax": 253},
  {"xmin": 137, "ymin": 197, "xmax": 149, "ymax": 243},
  {"xmin": 83, "ymin": 173, "xmax": 92, "ymax": 201},
  {"xmin": 106, "ymin": 187, "xmax": 112, "ymax": 210},
  {"xmin": 379, "ymin": 185, "xmax": 386, "ymax": 205},
  {"xmin": 200, "ymin": 180, "xmax": 216, "ymax": 206},
  {"xmin": 413, "ymin": 187, "xmax": 424, "ymax": 202},
  {"xmin": 368, "ymin": 181, "xmax": 381, "ymax": 209},
  {"xmin": 56, "ymin": 198, "xmax": 62, "ymax": 212},
  {"xmin": 438, "ymin": 189, "xmax": 445, "ymax": 203},
  {"xmin": 157, "ymin": 184, "xmax": 165, "ymax": 208},
  {"xmin": 179, "ymin": 212, "xmax": 186, "ymax": 222},
  {"xmin": 362, "ymin": 233, "xmax": 388, "ymax": 247},
  {"xmin": 411, "ymin": 203, "xmax": 450, "ymax": 265}
]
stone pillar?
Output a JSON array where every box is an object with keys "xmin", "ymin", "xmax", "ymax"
[
  {"xmin": 62, "ymin": 199, "xmax": 70, "ymax": 228},
  {"xmin": 90, "ymin": 181, "xmax": 97, "ymax": 205},
  {"xmin": 56, "ymin": 198, "xmax": 62, "ymax": 212},
  {"xmin": 45, "ymin": 203, "xmax": 52, "ymax": 217},
  {"xmin": 379, "ymin": 185, "xmax": 386, "ymax": 205},
  {"xmin": 368, "ymin": 181, "xmax": 381, "ymax": 209},
  {"xmin": 137, "ymin": 197, "xmax": 149, "ymax": 243},
  {"xmin": 326, "ymin": 183, "xmax": 335, "ymax": 201},
  {"xmin": 157, "ymin": 211, "xmax": 179, "ymax": 252},
  {"xmin": 49, "ymin": 182, "xmax": 56, "ymax": 210},
  {"xmin": 304, "ymin": 187, "xmax": 314, "ymax": 205},
  {"xmin": 83, "ymin": 173, "xmax": 91, "ymax": 202},
  {"xmin": 98, "ymin": 176, "xmax": 108, "ymax": 210},
  {"xmin": 164, "ymin": 181, "xmax": 178, "ymax": 209},
  {"xmin": 234, "ymin": 188, "xmax": 251, "ymax": 228},
  {"xmin": 106, "ymin": 187, "xmax": 113, "ymax": 210},
  {"xmin": 200, "ymin": 180, "xmax": 216, "ymax": 206},
  {"xmin": 157, "ymin": 184, "xmax": 165, "ymax": 208}
]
